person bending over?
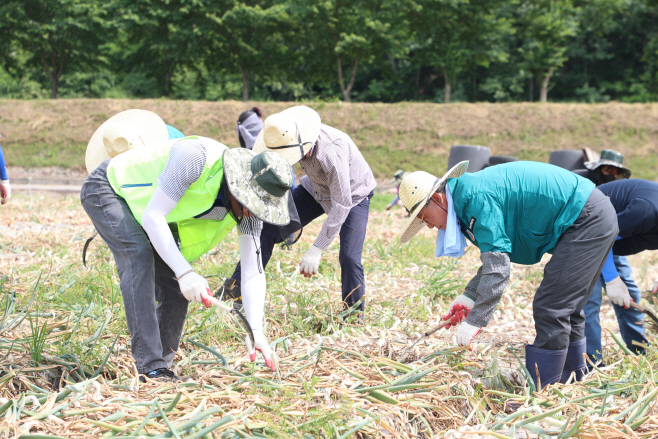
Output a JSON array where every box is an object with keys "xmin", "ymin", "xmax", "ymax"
[{"xmin": 399, "ymin": 161, "xmax": 617, "ymax": 389}]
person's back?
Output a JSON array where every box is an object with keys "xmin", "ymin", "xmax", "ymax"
[
  {"xmin": 598, "ymin": 179, "xmax": 658, "ymax": 255},
  {"xmin": 449, "ymin": 161, "xmax": 595, "ymax": 264}
]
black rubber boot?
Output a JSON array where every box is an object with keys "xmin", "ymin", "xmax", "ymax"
[
  {"xmin": 560, "ymin": 338, "xmax": 587, "ymax": 383},
  {"xmin": 215, "ymin": 278, "xmax": 242, "ymax": 310},
  {"xmin": 525, "ymin": 344, "xmax": 568, "ymax": 390}
]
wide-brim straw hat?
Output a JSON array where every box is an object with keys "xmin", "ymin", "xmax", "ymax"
[
  {"xmin": 223, "ymin": 148, "xmax": 293, "ymax": 226},
  {"xmin": 584, "ymin": 149, "xmax": 631, "ymax": 179},
  {"xmin": 252, "ymin": 106, "xmax": 321, "ymax": 165},
  {"xmin": 399, "ymin": 161, "xmax": 469, "ymax": 243},
  {"xmin": 85, "ymin": 109, "xmax": 168, "ymax": 173}
]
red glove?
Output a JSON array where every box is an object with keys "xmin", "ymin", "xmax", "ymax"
[{"xmin": 442, "ymin": 295, "xmax": 475, "ymax": 329}]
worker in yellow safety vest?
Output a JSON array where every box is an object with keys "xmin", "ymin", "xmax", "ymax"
[{"xmin": 81, "ymin": 110, "xmax": 294, "ymax": 381}]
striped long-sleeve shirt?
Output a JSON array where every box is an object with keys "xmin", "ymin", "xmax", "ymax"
[{"xmin": 299, "ymin": 124, "xmax": 376, "ymax": 250}]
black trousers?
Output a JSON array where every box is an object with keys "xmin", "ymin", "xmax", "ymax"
[
  {"xmin": 232, "ymin": 185, "xmax": 373, "ymax": 312},
  {"xmin": 533, "ymin": 188, "xmax": 618, "ymax": 350}
]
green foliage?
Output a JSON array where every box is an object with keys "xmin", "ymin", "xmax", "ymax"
[
  {"xmin": 27, "ymin": 312, "xmax": 49, "ymax": 365},
  {"xmin": 516, "ymin": 0, "xmax": 578, "ymax": 101},
  {"xmin": 2, "ymin": 0, "xmax": 658, "ymax": 102},
  {"xmin": 408, "ymin": 0, "xmax": 514, "ymax": 102},
  {"xmin": 204, "ymin": 0, "xmax": 294, "ymax": 101},
  {"xmin": 1, "ymin": 0, "xmax": 115, "ymax": 98}
]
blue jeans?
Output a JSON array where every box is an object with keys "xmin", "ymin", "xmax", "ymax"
[
  {"xmin": 233, "ymin": 185, "xmax": 372, "ymax": 312},
  {"xmin": 584, "ymin": 255, "xmax": 648, "ymax": 362}
]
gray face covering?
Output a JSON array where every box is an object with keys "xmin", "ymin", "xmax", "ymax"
[{"xmin": 236, "ymin": 113, "xmax": 264, "ymax": 150}]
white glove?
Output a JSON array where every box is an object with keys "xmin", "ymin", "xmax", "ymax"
[
  {"xmin": 300, "ymin": 245, "xmax": 323, "ymax": 277},
  {"xmin": 1, "ymin": 180, "xmax": 10, "ymax": 205},
  {"xmin": 245, "ymin": 329, "xmax": 276, "ymax": 371},
  {"xmin": 455, "ymin": 321, "xmax": 482, "ymax": 347},
  {"xmin": 606, "ymin": 276, "xmax": 632, "ymax": 308},
  {"xmin": 177, "ymin": 272, "xmax": 211, "ymax": 304},
  {"xmin": 442, "ymin": 294, "xmax": 475, "ymax": 329}
]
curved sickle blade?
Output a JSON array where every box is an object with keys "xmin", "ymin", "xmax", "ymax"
[
  {"xmin": 399, "ymin": 320, "xmax": 451, "ymax": 362},
  {"xmin": 82, "ymin": 230, "xmax": 98, "ymax": 267},
  {"xmin": 205, "ymin": 296, "xmax": 255, "ymax": 343}
]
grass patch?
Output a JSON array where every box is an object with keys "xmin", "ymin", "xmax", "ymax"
[
  {"xmin": 3, "ymin": 100, "xmax": 658, "ymax": 179},
  {"xmin": 369, "ymin": 193, "xmax": 395, "ymax": 212}
]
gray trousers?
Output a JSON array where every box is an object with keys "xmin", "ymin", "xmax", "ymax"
[
  {"xmin": 81, "ymin": 161, "xmax": 188, "ymax": 373},
  {"xmin": 533, "ymin": 188, "xmax": 618, "ymax": 350}
]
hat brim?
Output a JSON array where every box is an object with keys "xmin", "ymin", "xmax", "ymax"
[
  {"xmin": 584, "ymin": 160, "xmax": 631, "ymax": 179},
  {"xmin": 252, "ymin": 106, "xmax": 321, "ymax": 165},
  {"xmin": 222, "ymin": 148, "xmax": 291, "ymax": 226},
  {"xmin": 85, "ymin": 109, "xmax": 168, "ymax": 173},
  {"xmin": 400, "ymin": 161, "xmax": 469, "ymax": 244}
]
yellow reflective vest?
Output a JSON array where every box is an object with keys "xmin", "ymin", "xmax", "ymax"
[{"xmin": 106, "ymin": 136, "xmax": 237, "ymax": 261}]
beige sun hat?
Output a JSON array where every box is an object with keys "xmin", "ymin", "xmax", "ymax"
[
  {"xmin": 399, "ymin": 161, "xmax": 469, "ymax": 244},
  {"xmin": 252, "ymin": 106, "xmax": 321, "ymax": 165},
  {"xmin": 85, "ymin": 109, "xmax": 168, "ymax": 173}
]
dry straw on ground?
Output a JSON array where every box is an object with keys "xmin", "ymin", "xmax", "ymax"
[{"xmin": 0, "ymin": 193, "xmax": 657, "ymax": 438}]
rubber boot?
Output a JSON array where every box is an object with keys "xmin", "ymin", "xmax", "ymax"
[
  {"xmin": 560, "ymin": 338, "xmax": 587, "ymax": 383},
  {"xmin": 525, "ymin": 344, "xmax": 568, "ymax": 390}
]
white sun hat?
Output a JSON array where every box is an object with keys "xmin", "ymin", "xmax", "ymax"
[
  {"xmin": 85, "ymin": 109, "xmax": 168, "ymax": 173},
  {"xmin": 252, "ymin": 106, "xmax": 321, "ymax": 165},
  {"xmin": 399, "ymin": 161, "xmax": 469, "ymax": 243}
]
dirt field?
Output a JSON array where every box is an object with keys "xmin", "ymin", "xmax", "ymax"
[
  {"xmin": 2, "ymin": 100, "xmax": 658, "ymax": 179},
  {"xmin": 0, "ymin": 192, "xmax": 657, "ymax": 438}
]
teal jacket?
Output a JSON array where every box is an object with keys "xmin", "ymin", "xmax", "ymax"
[{"xmin": 447, "ymin": 162, "xmax": 595, "ymax": 265}]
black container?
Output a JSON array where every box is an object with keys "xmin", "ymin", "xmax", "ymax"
[
  {"xmin": 487, "ymin": 155, "xmax": 519, "ymax": 167},
  {"xmin": 549, "ymin": 150, "xmax": 585, "ymax": 171},
  {"xmin": 448, "ymin": 145, "xmax": 491, "ymax": 172}
]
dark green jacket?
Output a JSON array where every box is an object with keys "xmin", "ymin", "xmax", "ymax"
[{"xmin": 447, "ymin": 161, "xmax": 595, "ymax": 265}]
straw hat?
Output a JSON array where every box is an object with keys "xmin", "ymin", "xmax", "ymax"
[
  {"xmin": 85, "ymin": 109, "xmax": 168, "ymax": 173},
  {"xmin": 223, "ymin": 148, "xmax": 293, "ymax": 226},
  {"xmin": 399, "ymin": 161, "xmax": 469, "ymax": 243},
  {"xmin": 252, "ymin": 106, "xmax": 321, "ymax": 165},
  {"xmin": 584, "ymin": 149, "xmax": 631, "ymax": 179}
]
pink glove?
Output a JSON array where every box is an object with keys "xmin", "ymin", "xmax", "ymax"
[
  {"xmin": 245, "ymin": 330, "xmax": 276, "ymax": 372},
  {"xmin": 455, "ymin": 322, "xmax": 482, "ymax": 349},
  {"xmin": 442, "ymin": 295, "xmax": 475, "ymax": 329}
]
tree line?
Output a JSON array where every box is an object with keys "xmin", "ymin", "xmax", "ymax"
[{"xmin": 1, "ymin": 0, "xmax": 657, "ymax": 103}]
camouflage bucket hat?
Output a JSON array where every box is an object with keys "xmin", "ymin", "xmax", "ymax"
[
  {"xmin": 584, "ymin": 149, "xmax": 631, "ymax": 179},
  {"xmin": 222, "ymin": 148, "xmax": 293, "ymax": 226}
]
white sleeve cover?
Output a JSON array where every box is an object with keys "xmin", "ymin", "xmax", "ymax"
[
  {"xmin": 238, "ymin": 233, "xmax": 266, "ymax": 331},
  {"xmin": 142, "ymin": 186, "xmax": 193, "ymax": 278}
]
